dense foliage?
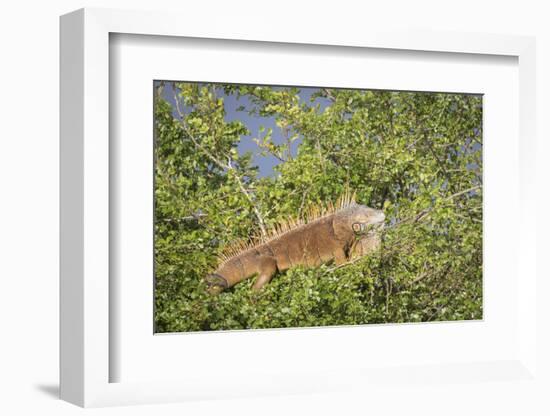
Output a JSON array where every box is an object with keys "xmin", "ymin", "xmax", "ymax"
[{"xmin": 154, "ymin": 82, "xmax": 482, "ymax": 332}]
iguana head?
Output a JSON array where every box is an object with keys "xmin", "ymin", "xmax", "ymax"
[{"xmin": 333, "ymin": 204, "xmax": 385, "ymax": 240}]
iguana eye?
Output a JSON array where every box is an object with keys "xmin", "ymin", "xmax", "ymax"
[{"xmin": 352, "ymin": 223, "xmax": 362, "ymax": 233}]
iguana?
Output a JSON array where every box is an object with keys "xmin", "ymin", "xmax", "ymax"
[{"xmin": 205, "ymin": 190, "xmax": 385, "ymax": 293}]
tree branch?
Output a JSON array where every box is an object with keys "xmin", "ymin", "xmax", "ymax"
[
  {"xmin": 172, "ymin": 88, "xmax": 268, "ymax": 238},
  {"xmin": 391, "ymin": 185, "xmax": 481, "ymax": 227}
]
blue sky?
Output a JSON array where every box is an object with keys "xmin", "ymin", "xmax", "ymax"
[{"xmin": 158, "ymin": 81, "xmax": 331, "ymax": 177}]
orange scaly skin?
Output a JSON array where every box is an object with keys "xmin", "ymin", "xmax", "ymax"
[{"xmin": 206, "ymin": 199, "xmax": 385, "ymax": 293}]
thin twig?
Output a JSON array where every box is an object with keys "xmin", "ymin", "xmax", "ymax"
[
  {"xmin": 227, "ymin": 158, "xmax": 267, "ymax": 237},
  {"xmin": 390, "ymin": 185, "xmax": 481, "ymax": 227},
  {"xmin": 298, "ymin": 185, "xmax": 312, "ymax": 218},
  {"xmin": 322, "ymin": 88, "xmax": 336, "ymax": 101}
]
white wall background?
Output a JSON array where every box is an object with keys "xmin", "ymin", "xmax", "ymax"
[{"xmin": 0, "ymin": 1, "xmax": 548, "ymax": 415}]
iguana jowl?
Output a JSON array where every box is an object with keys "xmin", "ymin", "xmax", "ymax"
[{"xmin": 206, "ymin": 191, "xmax": 385, "ymax": 293}]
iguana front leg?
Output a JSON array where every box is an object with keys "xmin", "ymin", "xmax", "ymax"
[
  {"xmin": 333, "ymin": 246, "xmax": 348, "ymax": 266},
  {"xmin": 252, "ymin": 256, "xmax": 278, "ymax": 291}
]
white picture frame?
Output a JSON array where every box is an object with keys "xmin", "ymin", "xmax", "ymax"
[{"xmin": 60, "ymin": 7, "xmax": 538, "ymax": 408}]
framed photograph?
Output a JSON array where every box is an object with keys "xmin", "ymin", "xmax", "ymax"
[
  {"xmin": 151, "ymin": 79, "xmax": 484, "ymax": 333},
  {"xmin": 60, "ymin": 8, "xmax": 539, "ymax": 408}
]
